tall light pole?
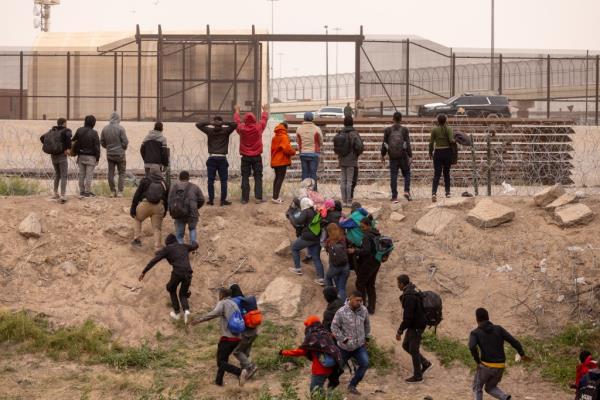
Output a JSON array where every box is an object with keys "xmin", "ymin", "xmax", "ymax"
[
  {"xmin": 324, "ymin": 25, "xmax": 329, "ymax": 105},
  {"xmin": 267, "ymin": 0, "xmax": 279, "ymax": 102},
  {"xmin": 490, "ymin": 0, "xmax": 495, "ymax": 92},
  {"xmin": 333, "ymin": 27, "xmax": 341, "ymax": 99}
]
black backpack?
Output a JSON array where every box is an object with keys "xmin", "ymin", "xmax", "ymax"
[
  {"xmin": 387, "ymin": 125, "xmax": 406, "ymax": 159},
  {"xmin": 373, "ymin": 235, "xmax": 394, "ymax": 263},
  {"xmin": 333, "ymin": 131, "xmax": 352, "ymax": 157},
  {"xmin": 169, "ymin": 184, "xmax": 192, "ymax": 219},
  {"xmin": 420, "ymin": 291, "xmax": 443, "ymax": 330},
  {"xmin": 328, "ymin": 242, "xmax": 349, "ymax": 267},
  {"xmin": 42, "ymin": 128, "xmax": 65, "ymax": 155},
  {"xmin": 577, "ymin": 373, "xmax": 600, "ymax": 400},
  {"xmin": 145, "ymin": 178, "xmax": 166, "ymax": 204}
]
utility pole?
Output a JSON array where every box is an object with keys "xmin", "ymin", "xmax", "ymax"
[
  {"xmin": 266, "ymin": 0, "xmax": 278, "ymax": 103},
  {"xmin": 491, "ymin": 0, "xmax": 495, "ymax": 92},
  {"xmin": 325, "ymin": 25, "xmax": 329, "ymax": 105},
  {"xmin": 333, "ymin": 27, "xmax": 341, "ymax": 99},
  {"xmin": 33, "ymin": 0, "xmax": 61, "ymax": 32}
]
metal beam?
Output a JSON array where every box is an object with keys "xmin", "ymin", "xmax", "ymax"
[
  {"xmin": 405, "ymin": 39, "xmax": 410, "ymax": 115},
  {"xmin": 547, "ymin": 54, "xmax": 551, "ymax": 119},
  {"xmin": 596, "ymin": 55, "xmax": 599, "ymax": 126},
  {"xmin": 157, "ymin": 25, "xmax": 163, "ymax": 121},
  {"xmin": 253, "ymin": 25, "xmax": 260, "ymax": 116},
  {"xmin": 498, "ymin": 53, "xmax": 503, "ymax": 95},
  {"xmin": 113, "ymin": 52, "xmax": 118, "ymax": 111},
  {"xmin": 138, "ymin": 33, "xmax": 364, "ymax": 42},
  {"xmin": 136, "ymin": 24, "xmax": 141, "ymax": 121},
  {"xmin": 354, "ymin": 26, "xmax": 362, "ymax": 103},
  {"xmin": 19, "ymin": 51, "xmax": 23, "ymax": 120},
  {"xmin": 66, "ymin": 51, "xmax": 70, "ymax": 120},
  {"xmin": 207, "ymin": 25, "xmax": 212, "ymax": 120}
]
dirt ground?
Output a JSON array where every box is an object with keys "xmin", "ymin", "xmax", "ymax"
[{"xmin": 1, "ymin": 191, "xmax": 598, "ymax": 399}]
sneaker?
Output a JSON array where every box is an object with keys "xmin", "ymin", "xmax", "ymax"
[
  {"xmin": 116, "ymin": 192, "xmax": 124, "ymax": 198},
  {"xmin": 239, "ymin": 368, "xmax": 248, "ymax": 387},
  {"xmin": 391, "ymin": 197, "xmax": 398, "ymax": 203},
  {"xmin": 131, "ymin": 239, "xmax": 142, "ymax": 247},
  {"xmin": 422, "ymin": 361, "xmax": 432, "ymax": 375},
  {"xmin": 405, "ymin": 376, "xmax": 423, "ymax": 383},
  {"xmin": 241, "ymin": 200, "xmax": 248, "ymax": 205},
  {"xmin": 445, "ymin": 193, "xmax": 451, "ymax": 198},
  {"xmin": 220, "ymin": 200, "xmax": 232, "ymax": 206},
  {"xmin": 86, "ymin": 192, "xmax": 96, "ymax": 197},
  {"xmin": 207, "ymin": 200, "xmax": 214, "ymax": 206},
  {"xmin": 314, "ymin": 278, "xmax": 325, "ymax": 286},
  {"xmin": 431, "ymin": 194, "xmax": 437, "ymax": 203},
  {"xmin": 347, "ymin": 386, "xmax": 361, "ymax": 395},
  {"xmin": 111, "ymin": 191, "xmax": 117, "ymax": 198},
  {"xmin": 255, "ymin": 199, "xmax": 265, "ymax": 204},
  {"xmin": 404, "ymin": 192, "xmax": 412, "ymax": 201},
  {"xmin": 183, "ymin": 310, "xmax": 191, "ymax": 324},
  {"xmin": 271, "ymin": 198, "xmax": 284, "ymax": 204},
  {"xmin": 246, "ymin": 364, "xmax": 258, "ymax": 379},
  {"xmin": 79, "ymin": 192, "xmax": 86, "ymax": 198},
  {"xmin": 59, "ymin": 196, "xmax": 67, "ymax": 204},
  {"xmin": 169, "ymin": 311, "xmax": 181, "ymax": 321},
  {"xmin": 52, "ymin": 193, "xmax": 60, "ymax": 200},
  {"xmin": 289, "ymin": 267, "xmax": 303, "ymax": 276}
]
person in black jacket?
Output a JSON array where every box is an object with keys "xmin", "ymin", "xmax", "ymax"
[
  {"xmin": 196, "ymin": 116, "xmax": 237, "ymax": 206},
  {"xmin": 130, "ymin": 170, "xmax": 168, "ymax": 250},
  {"xmin": 349, "ymin": 215, "xmax": 382, "ymax": 315},
  {"xmin": 141, "ymin": 122, "xmax": 169, "ymax": 176},
  {"xmin": 396, "ymin": 274, "xmax": 431, "ymax": 383},
  {"xmin": 469, "ymin": 308, "xmax": 527, "ymax": 400},
  {"xmin": 139, "ymin": 233, "xmax": 198, "ymax": 324},
  {"xmin": 40, "ymin": 117, "xmax": 72, "ymax": 203},
  {"xmin": 381, "ymin": 111, "xmax": 412, "ymax": 202},
  {"xmin": 72, "ymin": 115, "xmax": 100, "ymax": 197},
  {"xmin": 322, "ymin": 287, "xmax": 344, "ymax": 331},
  {"xmin": 289, "ymin": 198, "xmax": 325, "ymax": 286}
]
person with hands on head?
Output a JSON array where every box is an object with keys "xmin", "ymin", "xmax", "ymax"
[{"xmin": 138, "ymin": 233, "xmax": 198, "ymax": 324}]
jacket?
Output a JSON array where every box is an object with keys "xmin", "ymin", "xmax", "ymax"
[
  {"xmin": 130, "ymin": 175, "xmax": 168, "ymax": 216},
  {"xmin": 271, "ymin": 123, "xmax": 296, "ymax": 167},
  {"xmin": 381, "ymin": 123, "xmax": 412, "ymax": 160},
  {"xmin": 280, "ymin": 348, "xmax": 332, "ymax": 376},
  {"xmin": 142, "ymin": 235, "xmax": 198, "ymax": 276},
  {"xmin": 196, "ymin": 298, "xmax": 242, "ymax": 339},
  {"xmin": 72, "ymin": 126, "xmax": 100, "ymax": 161},
  {"xmin": 331, "ymin": 303, "xmax": 370, "ymax": 352},
  {"xmin": 168, "ymin": 181, "xmax": 205, "ymax": 221},
  {"xmin": 234, "ymin": 112, "xmax": 268, "ymax": 156},
  {"xmin": 322, "ymin": 209, "xmax": 343, "ymax": 227},
  {"xmin": 296, "ymin": 122, "xmax": 323, "ymax": 154},
  {"xmin": 576, "ymin": 356, "xmax": 598, "ymax": 387},
  {"xmin": 100, "ymin": 112, "xmax": 128, "ymax": 158},
  {"xmin": 40, "ymin": 126, "xmax": 72, "ymax": 154},
  {"xmin": 297, "ymin": 207, "xmax": 319, "ymax": 243},
  {"xmin": 195, "ymin": 121, "xmax": 237, "ymax": 155},
  {"xmin": 322, "ymin": 297, "xmax": 344, "ymax": 332},
  {"xmin": 337, "ymin": 127, "xmax": 364, "ymax": 168},
  {"xmin": 468, "ymin": 320, "xmax": 525, "ymax": 366},
  {"xmin": 398, "ymin": 283, "xmax": 427, "ymax": 334},
  {"xmin": 429, "ymin": 125, "xmax": 455, "ymax": 155},
  {"xmin": 141, "ymin": 130, "xmax": 169, "ymax": 166}
]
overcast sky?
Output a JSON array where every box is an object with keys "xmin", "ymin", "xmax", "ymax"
[{"xmin": 1, "ymin": 0, "xmax": 598, "ymax": 77}]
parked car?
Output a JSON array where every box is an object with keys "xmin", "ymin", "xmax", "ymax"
[
  {"xmin": 315, "ymin": 107, "xmax": 345, "ymax": 118},
  {"xmin": 418, "ymin": 94, "xmax": 511, "ymax": 118}
]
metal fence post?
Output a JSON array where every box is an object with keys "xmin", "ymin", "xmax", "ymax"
[
  {"xmin": 498, "ymin": 54, "xmax": 503, "ymax": 95},
  {"xmin": 354, "ymin": 27, "xmax": 362, "ymax": 105},
  {"xmin": 207, "ymin": 25, "xmax": 212, "ymax": 120},
  {"xmin": 486, "ymin": 133, "xmax": 492, "ymax": 196},
  {"xmin": 66, "ymin": 51, "xmax": 71, "ymax": 120},
  {"xmin": 471, "ymin": 134, "xmax": 478, "ymax": 196},
  {"xmin": 157, "ymin": 25, "xmax": 163, "ymax": 122},
  {"xmin": 405, "ymin": 38, "xmax": 410, "ymax": 116},
  {"xmin": 546, "ymin": 54, "xmax": 551, "ymax": 119},
  {"xmin": 252, "ymin": 25, "xmax": 260, "ymax": 117},
  {"xmin": 19, "ymin": 51, "xmax": 24, "ymax": 120},
  {"xmin": 596, "ymin": 55, "xmax": 599, "ymax": 126},
  {"xmin": 113, "ymin": 52, "xmax": 118, "ymax": 112},
  {"xmin": 136, "ymin": 24, "xmax": 142, "ymax": 121}
]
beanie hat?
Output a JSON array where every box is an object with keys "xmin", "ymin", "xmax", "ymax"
[
  {"xmin": 303, "ymin": 315, "xmax": 321, "ymax": 327},
  {"xmin": 304, "ymin": 112, "xmax": 314, "ymax": 121}
]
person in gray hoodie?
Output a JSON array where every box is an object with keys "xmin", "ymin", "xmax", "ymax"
[
  {"xmin": 334, "ymin": 116, "xmax": 364, "ymax": 207},
  {"xmin": 101, "ymin": 112, "xmax": 129, "ymax": 197},
  {"xmin": 140, "ymin": 122, "xmax": 169, "ymax": 176},
  {"xmin": 330, "ymin": 291, "xmax": 371, "ymax": 395},
  {"xmin": 191, "ymin": 287, "xmax": 248, "ymax": 387}
]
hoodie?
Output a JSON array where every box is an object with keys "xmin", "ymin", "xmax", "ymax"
[
  {"xmin": 130, "ymin": 172, "xmax": 168, "ymax": 216},
  {"xmin": 234, "ymin": 111, "xmax": 268, "ymax": 157},
  {"xmin": 142, "ymin": 233, "xmax": 198, "ymax": 276},
  {"xmin": 296, "ymin": 121, "xmax": 323, "ymax": 154},
  {"xmin": 468, "ymin": 320, "xmax": 525, "ymax": 367},
  {"xmin": 271, "ymin": 123, "xmax": 296, "ymax": 167},
  {"xmin": 100, "ymin": 112, "xmax": 129, "ymax": 158},
  {"xmin": 397, "ymin": 282, "xmax": 427, "ymax": 334},
  {"xmin": 322, "ymin": 287, "xmax": 344, "ymax": 331},
  {"xmin": 140, "ymin": 130, "xmax": 169, "ymax": 167},
  {"xmin": 195, "ymin": 121, "xmax": 237, "ymax": 155},
  {"xmin": 72, "ymin": 126, "xmax": 100, "ymax": 161},
  {"xmin": 576, "ymin": 356, "xmax": 599, "ymax": 387},
  {"xmin": 331, "ymin": 302, "xmax": 370, "ymax": 352},
  {"xmin": 196, "ymin": 297, "xmax": 242, "ymax": 339},
  {"xmin": 337, "ymin": 126, "xmax": 364, "ymax": 168},
  {"xmin": 168, "ymin": 180, "xmax": 205, "ymax": 221},
  {"xmin": 281, "ymin": 320, "xmax": 339, "ymax": 376}
]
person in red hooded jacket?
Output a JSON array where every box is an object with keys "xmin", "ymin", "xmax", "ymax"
[
  {"xmin": 270, "ymin": 121, "xmax": 296, "ymax": 204},
  {"xmin": 573, "ymin": 351, "xmax": 598, "ymax": 389},
  {"xmin": 234, "ymin": 104, "xmax": 269, "ymax": 204}
]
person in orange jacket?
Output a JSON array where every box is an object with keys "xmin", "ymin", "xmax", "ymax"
[
  {"xmin": 270, "ymin": 121, "xmax": 296, "ymax": 204},
  {"xmin": 279, "ymin": 315, "xmax": 342, "ymax": 395}
]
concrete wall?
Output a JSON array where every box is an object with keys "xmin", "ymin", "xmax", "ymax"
[{"xmin": 571, "ymin": 126, "xmax": 600, "ymax": 187}]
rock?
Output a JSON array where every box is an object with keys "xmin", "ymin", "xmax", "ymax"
[
  {"xmin": 533, "ymin": 184, "xmax": 565, "ymax": 207},
  {"xmin": 467, "ymin": 199, "xmax": 515, "ymax": 228},
  {"xmin": 390, "ymin": 202, "xmax": 404, "ymax": 212},
  {"xmin": 274, "ymin": 240, "xmax": 292, "ymax": 257},
  {"xmin": 552, "ymin": 203, "xmax": 594, "ymax": 227},
  {"xmin": 390, "ymin": 212, "xmax": 406, "ymax": 222},
  {"xmin": 427, "ymin": 196, "xmax": 476, "ymax": 210},
  {"xmin": 258, "ymin": 277, "xmax": 302, "ymax": 318},
  {"xmin": 27, "ymin": 238, "xmax": 38, "ymax": 247},
  {"xmin": 556, "ymin": 294, "xmax": 565, "ymax": 303},
  {"xmin": 366, "ymin": 206, "xmax": 383, "ymax": 220},
  {"xmin": 122, "ymin": 207, "xmax": 130, "ymax": 215},
  {"xmin": 18, "ymin": 212, "xmax": 42, "ymax": 238},
  {"xmin": 413, "ymin": 209, "xmax": 456, "ymax": 236},
  {"xmin": 496, "ymin": 264, "xmax": 513, "ymax": 272},
  {"xmin": 544, "ymin": 192, "xmax": 577, "ymax": 211},
  {"xmin": 48, "ymin": 210, "xmax": 59, "ymax": 218},
  {"xmin": 61, "ymin": 261, "xmax": 78, "ymax": 276},
  {"xmin": 104, "ymin": 224, "xmax": 133, "ymax": 239},
  {"xmin": 575, "ymin": 191, "xmax": 586, "ymax": 199},
  {"xmin": 210, "ymin": 234, "xmax": 221, "ymax": 242},
  {"xmin": 214, "ymin": 216, "xmax": 226, "ymax": 230}
]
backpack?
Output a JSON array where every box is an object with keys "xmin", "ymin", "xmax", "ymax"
[
  {"xmin": 145, "ymin": 178, "xmax": 166, "ymax": 204},
  {"xmin": 169, "ymin": 183, "xmax": 191, "ymax": 219},
  {"xmin": 333, "ymin": 130, "xmax": 352, "ymax": 157},
  {"xmin": 577, "ymin": 373, "xmax": 600, "ymax": 400},
  {"xmin": 373, "ymin": 235, "xmax": 394, "ymax": 263},
  {"xmin": 42, "ymin": 129, "xmax": 64, "ymax": 155},
  {"xmin": 387, "ymin": 125, "xmax": 406, "ymax": 159},
  {"xmin": 420, "ymin": 291, "xmax": 443, "ymax": 330},
  {"xmin": 329, "ymin": 241, "xmax": 349, "ymax": 267},
  {"xmin": 226, "ymin": 300, "xmax": 246, "ymax": 335},
  {"xmin": 308, "ymin": 213, "xmax": 322, "ymax": 236},
  {"xmin": 318, "ymin": 352, "xmax": 337, "ymax": 368},
  {"xmin": 240, "ymin": 296, "xmax": 263, "ymax": 329}
]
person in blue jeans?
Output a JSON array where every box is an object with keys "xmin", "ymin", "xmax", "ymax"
[
  {"xmin": 289, "ymin": 198, "xmax": 326, "ymax": 286},
  {"xmin": 324, "ymin": 223, "xmax": 350, "ymax": 300},
  {"xmin": 296, "ymin": 112, "xmax": 323, "ymax": 191},
  {"xmin": 330, "ymin": 291, "xmax": 371, "ymax": 395},
  {"xmin": 168, "ymin": 171, "xmax": 205, "ymax": 244}
]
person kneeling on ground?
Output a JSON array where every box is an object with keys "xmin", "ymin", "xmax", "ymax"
[
  {"xmin": 573, "ymin": 350, "xmax": 597, "ymax": 390},
  {"xmin": 280, "ymin": 315, "xmax": 343, "ymax": 396},
  {"xmin": 130, "ymin": 169, "xmax": 168, "ymax": 250},
  {"xmin": 191, "ymin": 287, "xmax": 249, "ymax": 387},
  {"xmin": 138, "ymin": 233, "xmax": 198, "ymax": 324},
  {"xmin": 230, "ymin": 284, "xmax": 259, "ymax": 380}
]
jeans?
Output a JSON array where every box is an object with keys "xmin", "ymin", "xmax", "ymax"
[
  {"xmin": 355, "ymin": 261, "xmax": 381, "ymax": 314},
  {"xmin": 340, "ymin": 166, "xmax": 355, "ymax": 205},
  {"xmin": 233, "ymin": 329, "xmax": 257, "ymax": 369},
  {"xmin": 340, "ymin": 346, "xmax": 369, "ymax": 388},
  {"xmin": 402, "ymin": 329, "xmax": 429, "ymax": 379},
  {"xmin": 134, "ymin": 201, "xmax": 164, "ymax": 248},
  {"xmin": 241, "ymin": 155, "xmax": 263, "ymax": 202},
  {"xmin": 216, "ymin": 339, "xmax": 242, "ymax": 385},
  {"xmin": 432, "ymin": 148, "xmax": 452, "ymax": 196},
  {"xmin": 310, "ymin": 374, "xmax": 328, "ymax": 394},
  {"xmin": 272, "ymin": 165, "xmax": 287, "ymax": 199},
  {"xmin": 77, "ymin": 155, "xmax": 96, "ymax": 194},
  {"xmin": 300, "ymin": 153, "xmax": 320, "ymax": 191},
  {"xmin": 351, "ymin": 166, "xmax": 358, "ymax": 199},
  {"xmin": 390, "ymin": 158, "xmax": 411, "ymax": 198},
  {"xmin": 326, "ymin": 264, "xmax": 350, "ymax": 300},
  {"xmin": 472, "ymin": 365, "xmax": 508, "ymax": 400},
  {"xmin": 206, "ymin": 156, "xmax": 229, "ymax": 202},
  {"xmin": 174, "ymin": 219, "xmax": 197, "ymax": 244},
  {"xmin": 107, "ymin": 155, "xmax": 126, "ymax": 193},
  {"xmin": 166, "ymin": 272, "xmax": 191, "ymax": 313},
  {"xmin": 291, "ymin": 237, "xmax": 325, "ymax": 279},
  {"xmin": 51, "ymin": 154, "xmax": 68, "ymax": 195}
]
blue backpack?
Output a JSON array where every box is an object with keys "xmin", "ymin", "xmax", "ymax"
[
  {"xmin": 227, "ymin": 300, "xmax": 246, "ymax": 334},
  {"xmin": 318, "ymin": 353, "xmax": 337, "ymax": 368}
]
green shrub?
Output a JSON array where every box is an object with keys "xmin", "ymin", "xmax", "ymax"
[
  {"xmin": 422, "ymin": 330, "xmax": 474, "ymax": 369},
  {"xmin": 253, "ymin": 321, "xmax": 306, "ymax": 371},
  {"xmin": 367, "ymin": 338, "xmax": 395, "ymax": 374},
  {"xmin": 0, "ymin": 177, "xmax": 41, "ymax": 196},
  {"xmin": 91, "ymin": 181, "xmax": 135, "ymax": 197}
]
